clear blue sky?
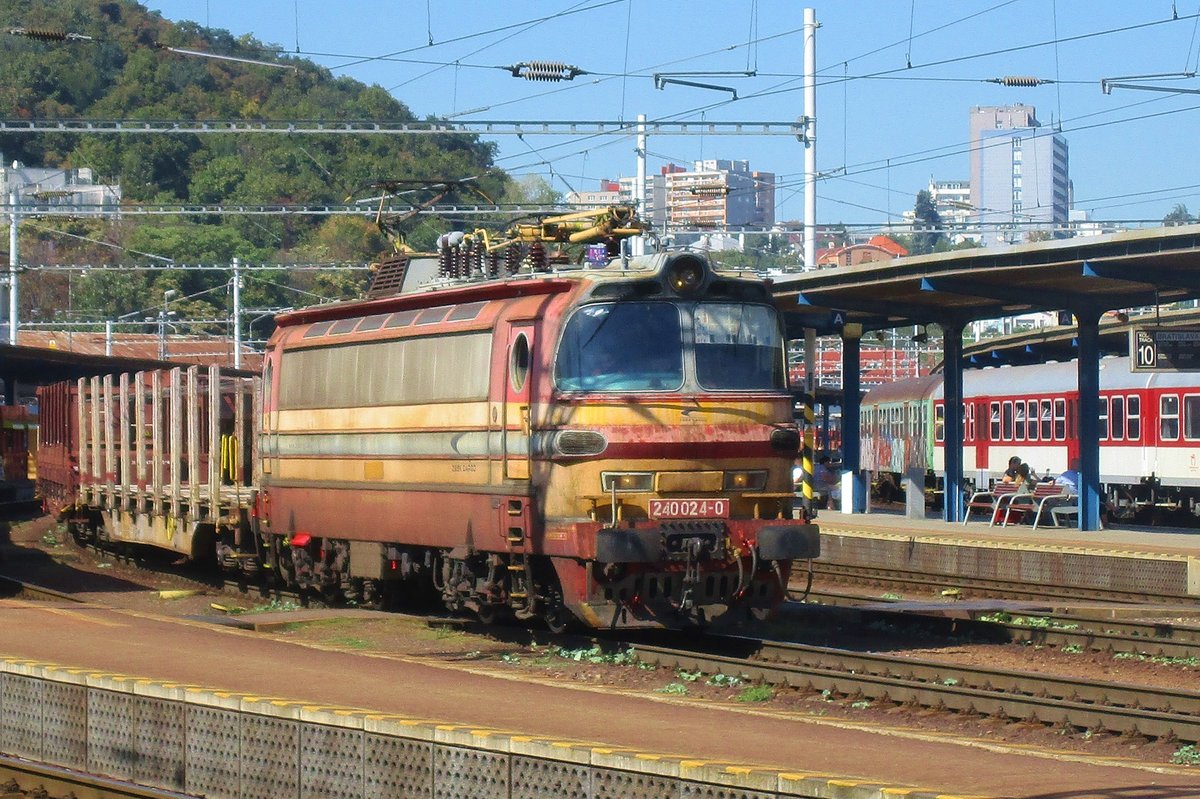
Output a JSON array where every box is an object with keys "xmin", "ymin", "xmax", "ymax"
[{"xmin": 144, "ymin": 1, "xmax": 1200, "ymax": 230}]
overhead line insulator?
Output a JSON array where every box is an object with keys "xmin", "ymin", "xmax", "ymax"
[
  {"xmin": 994, "ymin": 75, "xmax": 1047, "ymax": 87},
  {"xmin": 8, "ymin": 27, "xmax": 92, "ymax": 42},
  {"xmin": 507, "ymin": 61, "xmax": 584, "ymax": 82}
]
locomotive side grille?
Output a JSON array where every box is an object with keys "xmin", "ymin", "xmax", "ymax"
[{"xmin": 366, "ymin": 253, "xmax": 410, "ymax": 299}]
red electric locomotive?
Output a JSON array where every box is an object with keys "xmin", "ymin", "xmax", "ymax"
[{"xmin": 39, "ymin": 245, "xmax": 819, "ymax": 630}]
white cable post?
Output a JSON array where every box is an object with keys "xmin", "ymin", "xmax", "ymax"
[
  {"xmin": 232, "ymin": 257, "xmax": 242, "ymax": 369},
  {"xmin": 105, "ymin": 320, "xmax": 113, "ymax": 356},
  {"xmin": 803, "ymin": 8, "xmax": 817, "ymax": 270},
  {"xmin": 634, "ymin": 113, "xmax": 647, "ymax": 257},
  {"xmin": 8, "ymin": 181, "xmax": 19, "ymax": 346}
]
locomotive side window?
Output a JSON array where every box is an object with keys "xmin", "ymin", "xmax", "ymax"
[
  {"xmin": 1053, "ymin": 398, "xmax": 1066, "ymax": 440},
  {"xmin": 990, "ymin": 402, "xmax": 1000, "ymax": 441},
  {"xmin": 1026, "ymin": 400, "xmax": 1038, "ymax": 440},
  {"xmin": 1126, "ymin": 395, "xmax": 1140, "ymax": 441},
  {"xmin": 510, "ymin": 333, "xmax": 531, "ymax": 392},
  {"xmin": 1098, "ymin": 396, "xmax": 1110, "ymax": 441},
  {"xmin": 1161, "ymin": 395, "xmax": 1180, "ymax": 441},
  {"xmin": 279, "ymin": 333, "xmax": 492, "ymax": 408},
  {"xmin": 1040, "ymin": 399, "xmax": 1052, "ymax": 441},
  {"xmin": 556, "ymin": 302, "xmax": 684, "ymax": 392},
  {"xmin": 1110, "ymin": 396, "xmax": 1125, "ymax": 442},
  {"xmin": 694, "ymin": 304, "xmax": 784, "ymax": 390},
  {"xmin": 1185, "ymin": 395, "xmax": 1200, "ymax": 440},
  {"xmin": 1013, "ymin": 402, "xmax": 1025, "ymax": 442}
]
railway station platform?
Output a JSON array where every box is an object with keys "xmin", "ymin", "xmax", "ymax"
[
  {"xmin": 816, "ymin": 508, "xmax": 1200, "ymax": 602},
  {"xmin": 2, "ymin": 600, "xmax": 1200, "ymax": 799}
]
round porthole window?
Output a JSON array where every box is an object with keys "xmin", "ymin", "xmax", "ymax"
[{"xmin": 510, "ymin": 333, "xmax": 530, "ymax": 392}]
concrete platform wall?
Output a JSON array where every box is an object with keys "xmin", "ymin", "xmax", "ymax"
[
  {"xmin": 820, "ymin": 531, "xmax": 1200, "ymax": 597},
  {"xmin": 0, "ymin": 658, "xmax": 953, "ymax": 799}
]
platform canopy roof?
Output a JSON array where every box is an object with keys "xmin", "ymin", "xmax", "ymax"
[{"xmin": 771, "ymin": 223, "xmax": 1200, "ymax": 336}]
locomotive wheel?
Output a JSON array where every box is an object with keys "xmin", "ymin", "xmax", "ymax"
[
  {"xmin": 476, "ymin": 604, "xmax": 512, "ymax": 626},
  {"xmin": 543, "ymin": 606, "xmax": 571, "ymax": 634}
]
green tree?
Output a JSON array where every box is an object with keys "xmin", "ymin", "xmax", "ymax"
[
  {"xmin": 0, "ymin": 0, "xmax": 503, "ymax": 330},
  {"xmin": 909, "ymin": 190, "xmax": 944, "ymax": 255},
  {"xmin": 1164, "ymin": 204, "xmax": 1194, "ymax": 226}
]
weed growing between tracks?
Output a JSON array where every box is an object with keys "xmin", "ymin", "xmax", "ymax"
[{"xmin": 1172, "ymin": 744, "xmax": 1200, "ymax": 765}]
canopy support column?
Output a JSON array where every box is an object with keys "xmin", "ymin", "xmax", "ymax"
[
  {"xmin": 1076, "ymin": 309, "xmax": 1103, "ymax": 531},
  {"xmin": 841, "ymin": 328, "xmax": 866, "ymax": 513},
  {"xmin": 942, "ymin": 322, "xmax": 966, "ymax": 523}
]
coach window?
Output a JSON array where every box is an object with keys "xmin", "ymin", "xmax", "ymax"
[
  {"xmin": 1054, "ymin": 398, "xmax": 1066, "ymax": 440},
  {"xmin": 1111, "ymin": 396, "xmax": 1126, "ymax": 442},
  {"xmin": 965, "ymin": 403, "xmax": 974, "ymax": 441},
  {"xmin": 1161, "ymin": 395, "xmax": 1180, "ymax": 441},
  {"xmin": 934, "ymin": 403, "xmax": 944, "ymax": 442},
  {"xmin": 1025, "ymin": 400, "xmax": 1038, "ymax": 440},
  {"xmin": 1002, "ymin": 401, "xmax": 1014, "ymax": 441},
  {"xmin": 1098, "ymin": 396, "xmax": 1110, "ymax": 441},
  {"xmin": 1126, "ymin": 395, "xmax": 1141, "ymax": 441},
  {"xmin": 990, "ymin": 402, "xmax": 1001, "ymax": 441},
  {"xmin": 1184, "ymin": 395, "xmax": 1200, "ymax": 440},
  {"xmin": 1013, "ymin": 402, "xmax": 1025, "ymax": 442},
  {"xmin": 1040, "ymin": 399, "xmax": 1052, "ymax": 441}
]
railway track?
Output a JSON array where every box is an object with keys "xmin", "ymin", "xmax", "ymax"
[
  {"xmin": 629, "ymin": 633, "xmax": 1200, "ymax": 743},
  {"xmin": 0, "ymin": 754, "xmax": 193, "ymax": 799},
  {"xmin": 803, "ymin": 591, "xmax": 1200, "ymax": 661},
  {"xmin": 811, "ymin": 562, "xmax": 1198, "ymax": 605},
  {"xmin": 0, "ymin": 575, "xmax": 85, "ymax": 603}
]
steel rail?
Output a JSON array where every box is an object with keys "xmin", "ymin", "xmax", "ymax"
[
  {"xmin": 631, "ymin": 636, "xmax": 1200, "ymax": 742},
  {"xmin": 808, "ymin": 589, "xmax": 1200, "ymax": 660},
  {"xmin": 811, "ymin": 562, "xmax": 1195, "ymax": 605},
  {"xmin": 0, "ymin": 754, "xmax": 194, "ymax": 799},
  {"xmin": 0, "ymin": 575, "xmax": 86, "ymax": 603}
]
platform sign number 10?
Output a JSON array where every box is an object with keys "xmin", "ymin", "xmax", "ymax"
[
  {"xmin": 1128, "ymin": 326, "xmax": 1156, "ymax": 369},
  {"xmin": 1134, "ymin": 330, "xmax": 1157, "ymax": 370}
]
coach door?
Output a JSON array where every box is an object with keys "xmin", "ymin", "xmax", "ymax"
[{"xmin": 503, "ymin": 324, "xmax": 534, "ymax": 480}]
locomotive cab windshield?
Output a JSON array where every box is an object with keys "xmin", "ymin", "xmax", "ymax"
[{"xmin": 556, "ymin": 249, "xmax": 784, "ymax": 393}]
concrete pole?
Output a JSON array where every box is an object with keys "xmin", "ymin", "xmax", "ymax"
[
  {"xmin": 105, "ymin": 321, "xmax": 113, "ymax": 356},
  {"xmin": 634, "ymin": 113, "xmax": 647, "ymax": 257},
  {"xmin": 232, "ymin": 257, "xmax": 242, "ymax": 369},
  {"xmin": 802, "ymin": 8, "xmax": 817, "ymax": 271},
  {"xmin": 799, "ymin": 9, "xmax": 819, "ymax": 514},
  {"xmin": 8, "ymin": 185, "xmax": 18, "ymax": 346}
]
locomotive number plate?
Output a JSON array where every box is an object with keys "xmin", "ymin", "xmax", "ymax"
[{"xmin": 648, "ymin": 498, "xmax": 730, "ymax": 519}]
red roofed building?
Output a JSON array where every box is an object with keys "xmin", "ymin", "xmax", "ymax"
[{"xmin": 816, "ymin": 235, "xmax": 908, "ymax": 267}]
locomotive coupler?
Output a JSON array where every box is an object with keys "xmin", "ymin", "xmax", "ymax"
[{"xmin": 678, "ymin": 537, "xmax": 706, "ymax": 611}]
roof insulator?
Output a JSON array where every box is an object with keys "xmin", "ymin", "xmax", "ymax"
[{"xmin": 508, "ymin": 61, "xmax": 583, "ymax": 82}]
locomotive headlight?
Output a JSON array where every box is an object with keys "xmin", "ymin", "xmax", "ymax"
[
  {"xmin": 664, "ymin": 253, "xmax": 708, "ymax": 296},
  {"xmin": 601, "ymin": 471, "xmax": 654, "ymax": 492},
  {"xmin": 724, "ymin": 470, "xmax": 767, "ymax": 491}
]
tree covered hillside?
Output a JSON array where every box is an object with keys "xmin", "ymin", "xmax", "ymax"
[{"xmin": 0, "ymin": 0, "xmax": 510, "ymax": 340}]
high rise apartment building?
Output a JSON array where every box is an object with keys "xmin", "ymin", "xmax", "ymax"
[
  {"xmin": 567, "ymin": 160, "xmax": 776, "ymax": 231},
  {"xmin": 968, "ymin": 104, "xmax": 1069, "ymax": 246},
  {"xmin": 666, "ymin": 160, "xmax": 775, "ymax": 229}
]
